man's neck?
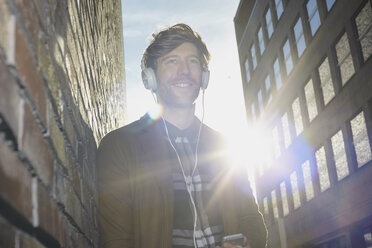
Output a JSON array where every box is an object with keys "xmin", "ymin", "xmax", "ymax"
[{"xmin": 161, "ymin": 104, "xmax": 196, "ymax": 130}]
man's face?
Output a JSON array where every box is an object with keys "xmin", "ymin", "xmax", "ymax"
[{"xmin": 155, "ymin": 42, "xmax": 203, "ymax": 108}]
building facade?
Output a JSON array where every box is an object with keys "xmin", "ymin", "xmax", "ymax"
[{"xmin": 234, "ymin": 0, "xmax": 372, "ymax": 247}]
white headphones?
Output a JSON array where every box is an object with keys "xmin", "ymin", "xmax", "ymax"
[{"xmin": 141, "ymin": 57, "xmax": 210, "ymax": 91}]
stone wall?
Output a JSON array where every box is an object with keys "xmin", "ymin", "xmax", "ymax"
[{"xmin": 0, "ymin": 0, "xmax": 125, "ymax": 247}]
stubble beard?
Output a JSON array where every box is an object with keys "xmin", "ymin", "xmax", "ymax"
[{"xmin": 157, "ymin": 85, "xmax": 201, "ymax": 109}]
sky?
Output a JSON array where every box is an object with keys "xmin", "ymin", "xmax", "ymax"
[{"xmin": 121, "ymin": 0, "xmax": 247, "ymax": 138}]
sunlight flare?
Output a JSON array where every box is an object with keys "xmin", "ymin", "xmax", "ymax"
[
  {"xmin": 148, "ymin": 102, "xmax": 163, "ymax": 120},
  {"xmin": 226, "ymin": 123, "xmax": 272, "ymax": 176}
]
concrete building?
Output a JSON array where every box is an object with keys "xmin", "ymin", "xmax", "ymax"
[{"xmin": 234, "ymin": 0, "xmax": 372, "ymax": 247}]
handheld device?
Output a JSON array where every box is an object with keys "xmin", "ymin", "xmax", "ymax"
[{"xmin": 222, "ymin": 233, "xmax": 244, "ymax": 246}]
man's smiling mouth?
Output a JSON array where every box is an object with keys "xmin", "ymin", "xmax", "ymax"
[{"xmin": 173, "ymin": 82, "xmax": 192, "ymax": 88}]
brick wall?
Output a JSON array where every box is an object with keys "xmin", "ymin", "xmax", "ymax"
[{"xmin": 0, "ymin": 0, "xmax": 125, "ymax": 247}]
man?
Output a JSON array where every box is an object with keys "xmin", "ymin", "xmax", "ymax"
[{"xmin": 97, "ymin": 23, "xmax": 267, "ymax": 248}]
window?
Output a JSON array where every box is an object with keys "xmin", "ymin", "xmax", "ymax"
[
  {"xmin": 273, "ymin": 58, "xmax": 282, "ymax": 90},
  {"xmin": 336, "ymin": 33, "xmax": 355, "ymax": 85},
  {"xmin": 350, "ymin": 111, "xmax": 372, "ymax": 167},
  {"xmin": 283, "ymin": 39, "xmax": 293, "ymax": 75},
  {"xmin": 304, "ymin": 79, "xmax": 318, "ymax": 122},
  {"xmin": 294, "ymin": 17, "xmax": 306, "ymax": 57},
  {"xmin": 290, "ymin": 171, "xmax": 301, "ymax": 209},
  {"xmin": 271, "ymin": 190, "xmax": 279, "ymax": 218},
  {"xmin": 282, "ymin": 113, "xmax": 291, "ymax": 148},
  {"xmin": 319, "ymin": 57, "xmax": 335, "ymax": 106},
  {"xmin": 326, "ymin": 0, "xmax": 336, "ymax": 11},
  {"xmin": 258, "ymin": 90, "xmax": 264, "ymax": 115},
  {"xmin": 316, "ymin": 146, "xmax": 331, "ymax": 192},
  {"xmin": 355, "ymin": 1, "xmax": 372, "ymax": 61},
  {"xmin": 292, "ymin": 97, "xmax": 304, "ymax": 135},
  {"xmin": 280, "ymin": 182, "xmax": 289, "ymax": 216},
  {"xmin": 302, "ymin": 160, "xmax": 314, "ymax": 201},
  {"xmin": 251, "ymin": 44, "xmax": 257, "ymax": 69},
  {"xmin": 263, "ymin": 197, "xmax": 269, "ymax": 215},
  {"xmin": 258, "ymin": 26, "xmax": 265, "ymax": 55},
  {"xmin": 265, "ymin": 75, "xmax": 272, "ymax": 104},
  {"xmin": 275, "ymin": 0, "xmax": 284, "ymax": 20},
  {"xmin": 266, "ymin": 8, "xmax": 274, "ymax": 39},
  {"xmin": 272, "ymin": 126, "xmax": 281, "ymax": 159},
  {"xmin": 245, "ymin": 58, "xmax": 251, "ymax": 83},
  {"xmin": 331, "ymin": 130, "xmax": 349, "ymax": 181},
  {"xmin": 307, "ymin": 0, "xmax": 321, "ymax": 36}
]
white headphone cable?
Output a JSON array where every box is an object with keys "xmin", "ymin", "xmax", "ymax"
[
  {"xmin": 151, "ymin": 90, "xmax": 206, "ymax": 248},
  {"xmin": 160, "ymin": 116, "xmax": 200, "ymax": 248}
]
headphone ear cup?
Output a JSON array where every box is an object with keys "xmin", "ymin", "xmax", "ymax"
[
  {"xmin": 142, "ymin": 68, "xmax": 157, "ymax": 91},
  {"xmin": 201, "ymin": 69, "xmax": 210, "ymax": 90}
]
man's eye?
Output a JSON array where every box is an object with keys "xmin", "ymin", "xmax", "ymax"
[
  {"xmin": 189, "ymin": 58, "xmax": 200, "ymax": 64},
  {"xmin": 166, "ymin": 59, "xmax": 177, "ymax": 64}
]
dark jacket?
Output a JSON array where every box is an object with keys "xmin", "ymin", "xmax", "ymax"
[{"xmin": 97, "ymin": 115, "xmax": 267, "ymax": 247}]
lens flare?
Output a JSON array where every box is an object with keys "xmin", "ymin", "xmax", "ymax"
[
  {"xmin": 224, "ymin": 123, "xmax": 272, "ymax": 198},
  {"xmin": 226, "ymin": 124, "xmax": 272, "ymax": 175},
  {"xmin": 148, "ymin": 103, "xmax": 163, "ymax": 120}
]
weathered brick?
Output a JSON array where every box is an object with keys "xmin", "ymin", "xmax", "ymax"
[
  {"xmin": 80, "ymin": 178, "xmax": 90, "ymax": 212},
  {"xmin": 21, "ymin": 102, "xmax": 54, "ymax": 187},
  {"xmin": 17, "ymin": 230, "xmax": 45, "ymax": 248},
  {"xmin": 62, "ymin": 216, "xmax": 76, "ymax": 248},
  {"xmin": 63, "ymin": 51, "xmax": 81, "ymax": 109},
  {"xmin": 13, "ymin": 0, "xmax": 41, "ymax": 50},
  {"xmin": 0, "ymin": 138, "xmax": 33, "ymax": 222},
  {"xmin": 1, "ymin": 0, "xmax": 125, "ymax": 246},
  {"xmin": 91, "ymin": 199, "xmax": 98, "ymax": 230},
  {"xmin": 35, "ymin": 179, "xmax": 60, "ymax": 242},
  {"xmin": 0, "ymin": 0, "xmax": 12, "ymax": 55},
  {"xmin": 64, "ymin": 179, "xmax": 82, "ymax": 230},
  {"xmin": 15, "ymin": 23, "xmax": 47, "ymax": 125},
  {"xmin": 60, "ymin": 216, "xmax": 79, "ymax": 248},
  {"xmin": 54, "ymin": 0, "xmax": 68, "ymax": 39},
  {"xmin": 81, "ymin": 210, "xmax": 93, "ymax": 244},
  {"xmin": 66, "ymin": 151, "xmax": 81, "ymax": 200},
  {"xmin": 86, "ymin": 134, "xmax": 97, "ymax": 176},
  {"xmin": 93, "ymin": 229, "xmax": 99, "ymax": 248},
  {"xmin": 0, "ymin": 214, "xmax": 16, "ymax": 247},
  {"xmin": 30, "ymin": 0, "xmax": 48, "ymax": 32},
  {"xmin": 77, "ymin": 232, "xmax": 91, "ymax": 248},
  {"xmin": 53, "ymin": 162, "xmax": 67, "ymax": 204},
  {"xmin": 63, "ymin": 108, "xmax": 78, "ymax": 157},
  {"xmin": 47, "ymin": 0, "xmax": 56, "ymax": 27},
  {"xmin": 77, "ymin": 95, "xmax": 89, "ymax": 131},
  {"xmin": 48, "ymin": 103, "xmax": 68, "ymax": 168},
  {"xmin": 46, "ymin": 36, "xmax": 67, "ymax": 120},
  {"xmin": 37, "ymin": 35, "xmax": 62, "ymax": 114},
  {"xmin": 0, "ymin": 53, "xmax": 21, "ymax": 140}
]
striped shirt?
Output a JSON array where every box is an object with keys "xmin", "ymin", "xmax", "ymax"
[{"xmin": 162, "ymin": 120, "xmax": 224, "ymax": 248}]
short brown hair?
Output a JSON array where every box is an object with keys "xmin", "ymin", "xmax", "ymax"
[{"xmin": 142, "ymin": 23, "xmax": 210, "ymax": 70}]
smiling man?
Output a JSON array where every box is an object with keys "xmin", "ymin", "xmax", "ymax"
[
  {"xmin": 97, "ymin": 24, "xmax": 267, "ymax": 248},
  {"xmin": 154, "ymin": 42, "xmax": 202, "ymax": 127}
]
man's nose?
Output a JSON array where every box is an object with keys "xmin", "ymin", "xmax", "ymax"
[{"xmin": 177, "ymin": 60, "xmax": 190, "ymax": 75}]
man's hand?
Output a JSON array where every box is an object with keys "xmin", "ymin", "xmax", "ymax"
[{"xmin": 216, "ymin": 236, "xmax": 248, "ymax": 248}]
